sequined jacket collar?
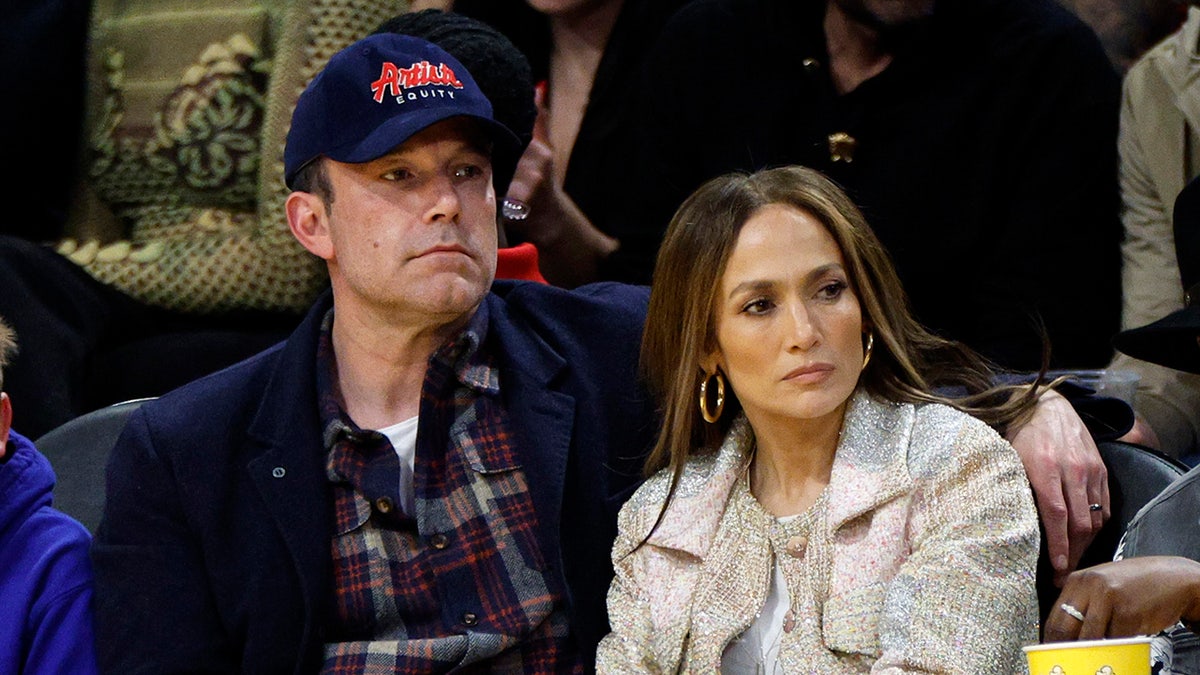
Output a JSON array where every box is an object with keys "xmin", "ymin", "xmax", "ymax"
[{"xmin": 643, "ymin": 390, "xmax": 916, "ymax": 558}]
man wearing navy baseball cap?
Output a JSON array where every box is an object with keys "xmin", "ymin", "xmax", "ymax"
[{"xmin": 91, "ymin": 32, "xmax": 655, "ymax": 673}]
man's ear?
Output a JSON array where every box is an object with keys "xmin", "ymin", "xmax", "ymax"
[
  {"xmin": 0, "ymin": 393, "xmax": 12, "ymax": 459},
  {"xmin": 286, "ymin": 191, "xmax": 334, "ymax": 260}
]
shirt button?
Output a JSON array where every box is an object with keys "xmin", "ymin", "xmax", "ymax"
[
  {"xmin": 786, "ymin": 535, "xmax": 808, "ymax": 558},
  {"xmin": 430, "ymin": 534, "xmax": 449, "ymax": 550},
  {"xmin": 374, "ymin": 497, "xmax": 394, "ymax": 514},
  {"xmin": 462, "ymin": 612, "xmax": 479, "ymax": 626}
]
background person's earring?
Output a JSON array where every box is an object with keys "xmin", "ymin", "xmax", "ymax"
[
  {"xmin": 699, "ymin": 372, "xmax": 725, "ymax": 423},
  {"xmin": 862, "ymin": 332, "xmax": 874, "ymax": 370}
]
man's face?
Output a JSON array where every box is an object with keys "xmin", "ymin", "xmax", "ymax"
[
  {"xmin": 319, "ymin": 117, "xmax": 499, "ymax": 323},
  {"xmin": 831, "ymin": 0, "xmax": 935, "ymax": 29}
]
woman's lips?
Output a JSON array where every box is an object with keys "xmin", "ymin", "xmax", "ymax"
[{"xmin": 783, "ymin": 362, "xmax": 835, "ymax": 384}]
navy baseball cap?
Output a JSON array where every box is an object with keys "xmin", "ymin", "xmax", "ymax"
[{"xmin": 283, "ymin": 33, "xmax": 521, "ymax": 188}]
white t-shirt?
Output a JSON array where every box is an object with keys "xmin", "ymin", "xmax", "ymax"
[{"xmin": 378, "ymin": 416, "xmax": 419, "ymax": 516}]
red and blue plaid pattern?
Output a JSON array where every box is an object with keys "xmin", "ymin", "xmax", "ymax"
[{"xmin": 315, "ymin": 308, "xmax": 581, "ymax": 674}]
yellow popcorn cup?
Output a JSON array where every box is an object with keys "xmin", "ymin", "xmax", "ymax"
[{"xmin": 1023, "ymin": 636, "xmax": 1153, "ymax": 675}]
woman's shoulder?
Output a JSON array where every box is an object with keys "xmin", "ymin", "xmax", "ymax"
[
  {"xmin": 911, "ymin": 399, "xmax": 1002, "ymax": 436},
  {"xmin": 623, "ymin": 449, "xmax": 725, "ymax": 516},
  {"xmin": 906, "ymin": 399, "xmax": 1016, "ymax": 475},
  {"xmin": 616, "ymin": 418, "xmax": 753, "ymax": 550}
]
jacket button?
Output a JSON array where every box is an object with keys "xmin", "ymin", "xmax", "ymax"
[
  {"xmin": 430, "ymin": 534, "xmax": 449, "ymax": 550},
  {"xmin": 462, "ymin": 612, "xmax": 479, "ymax": 626},
  {"xmin": 271, "ymin": 467, "xmax": 286, "ymax": 478},
  {"xmin": 786, "ymin": 535, "xmax": 808, "ymax": 558},
  {"xmin": 374, "ymin": 497, "xmax": 394, "ymax": 514}
]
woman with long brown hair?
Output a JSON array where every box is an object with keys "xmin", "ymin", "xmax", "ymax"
[{"xmin": 597, "ymin": 166, "xmax": 1041, "ymax": 673}]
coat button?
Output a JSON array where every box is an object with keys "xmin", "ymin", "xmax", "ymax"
[
  {"xmin": 786, "ymin": 535, "xmax": 808, "ymax": 558},
  {"xmin": 374, "ymin": 497, "xmax": 394, "ymax": 514},
  {"xmin": 271, "ymin": 467, "xmax": 286, "ymax": 478},
  {"xmin": 462, "ymin": 612, "xmax": 479, "ymax": 626},
  {"xmin": 802, "ymin": 57, "xmax": 820, "ymax": 73},
  {"xmin": 430, "ymin": 534, "xmax": 449, "ymax": 550}
]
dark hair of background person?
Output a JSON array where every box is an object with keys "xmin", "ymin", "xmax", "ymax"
[
  {"xmin": 0, "ymin": 317, "xmax": 16, "ymax": 390},
  {"xmin": 641, "ymin": 166, "xmax": 1048, "ymax": 480},
  {"xmin": 0, "ymin": 0, "xmax": 90, "ymax": 242},
  {"xmin": 374, "ymin": 8, "xmax": 537, "ymax": 200}
]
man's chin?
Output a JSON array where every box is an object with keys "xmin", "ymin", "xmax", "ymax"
[{"xmin": 833, "ymin": 0, "xmax": 934, "ymax": 32}]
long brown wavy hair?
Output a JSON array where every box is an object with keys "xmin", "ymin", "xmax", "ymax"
[{"xmin": 641, "ymin": 166, "xmax": 1046, "ymax": 487}]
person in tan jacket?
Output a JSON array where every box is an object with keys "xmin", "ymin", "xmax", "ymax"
[{"xmin": 1112, "ymin": 4, "xmax": 1200, "ymax": 458}]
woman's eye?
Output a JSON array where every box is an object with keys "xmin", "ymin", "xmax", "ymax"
[
  {"xmin": 741, "ymin": 298, "xmax": 774, "ymax": 315},
  {"xmin": 817, "ymin": 280, "xmax": 847, "ymax": 301}
]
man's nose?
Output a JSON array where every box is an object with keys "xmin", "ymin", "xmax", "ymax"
[{"xmin": 425, "ymin": 175, "xmax": 462, "ymax": 223}]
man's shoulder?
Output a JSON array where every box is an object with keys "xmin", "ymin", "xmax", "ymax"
[
  {"xmin": 1124, "ymin": 10, "xmax": 1197, "ymax": 90},
  {"xmin": 132, "ymin": 340, "xmax": 292, "ymax": 442},
  {"xmin": 488, "ymin": 281, "xmax": 649, "ymax": 335}
]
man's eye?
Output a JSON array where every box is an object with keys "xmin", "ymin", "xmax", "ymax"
[
  {"xmin": 382, "ymin": 168, "xmax": 413, "ymax": 181},
  {"xmin": 455, "ymin": 165, "xmax": 484, "ymax": 179}
]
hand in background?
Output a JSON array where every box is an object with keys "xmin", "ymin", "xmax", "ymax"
[
  {"xmin": 1118, "ymin": 412, "xmax": 1162, "ymax": 450},
  {"xmin": 1045, "ymin": 556, "xmax": 1200, "ymax": 641},
  {"xmin": 1007, "ymin": 389, "xmax": 1110, "ymax": 586},
  {"xmin": 502, "ymin": 83, "xmax": 616, "ymax": 287}
]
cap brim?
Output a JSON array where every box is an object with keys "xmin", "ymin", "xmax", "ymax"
[
  {"xmin": 326, "ymin": 109, "xmax": 521, "ymax": 178},
  {"xmin": 1112, "ymin": 306, "xmax": 1200, "ymax": 374}
]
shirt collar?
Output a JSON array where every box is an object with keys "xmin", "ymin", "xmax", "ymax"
[{"xmin": 314, "ymin": 302, "xmax": 499, "ymax": 446}]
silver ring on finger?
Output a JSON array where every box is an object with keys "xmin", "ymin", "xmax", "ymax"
[
  {"xmin": 1089, "ymin": 503, "xmax": 1103, "ymax": 512},
  {"xmin": 502, "ymin": 198, "xmax": 530, "ymax": 221},
  {"xmin": 1059, "ymin": 603, "xmax": 1085, "ymax": 622}
]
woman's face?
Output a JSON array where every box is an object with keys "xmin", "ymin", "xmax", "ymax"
[{"xmin": 708, "ymin": 203, "xmax": 865, "ymax": 431}]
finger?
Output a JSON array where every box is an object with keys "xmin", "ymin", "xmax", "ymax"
[
  {"xmin": 1063, "ymin": 473, "xmax": 1099, "ymax": 577},
  {"xmin": 1077, "ymin": 596, "xmax": 1108, "ymax": 640},
  {"xmin": 1044, "ymin": 594, "xmax": 1084, "ymax": 642},
  {"xmin": 532, "ymin": 81, "xmax": 549, "ymax": 144},
  {"xmin": 1087, "ymin": 487, "xmax": 1105, "ymax": 533},
  {"xmin": 506, "ymin": 141, "xmax": 551, "ymax": 204},
  {"xmin": 1038, "ymin": 479, "xmax": 1072, "ymax": 580},
  {"xmin": 1093, "ymin": 452, "xmax": 1111, "ymax": 523}
]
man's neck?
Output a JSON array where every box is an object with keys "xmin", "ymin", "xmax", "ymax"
[
  {"xmin": 823, "ymin": 1, "xmax": 895, "ymax": 95},
  {"xmin": 545, "ymin": 0, "xmax": 624, "ymax": 185},
  {"xmin": 548, "ymin": 0, "xmax": 624, "ymax": 52},
  {"xmin": 330, "ymin": 302, "xmax": 471, "ymax": 430}
]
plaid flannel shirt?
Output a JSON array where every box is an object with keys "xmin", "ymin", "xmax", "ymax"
[{"xmin": 315, "ymin": 305, "xmax": 581, "ymax": 673}]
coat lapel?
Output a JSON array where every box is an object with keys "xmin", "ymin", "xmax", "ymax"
[
  {"xmin": 826, "ymin": 392, "xmax": 914, "ymax": 532},
  {"xmin": 245, "ymin": 295, "xmax": 333, "ymax": 657},
  {"xmin": 486, "ymin": 294, "xmax": 576, "ymax": 569}
]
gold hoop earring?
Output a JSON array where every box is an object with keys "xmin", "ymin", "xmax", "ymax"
[
  {"xmin": 862, "ymin": 332, "xmax": 874, "ymax": 370},
  {"xmin": 699, "ymin": 372, "xmax": 725, "ymax": 424}
]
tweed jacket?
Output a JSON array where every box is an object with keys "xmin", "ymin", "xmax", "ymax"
[
  {"xmin": 1112, "ymin": 6, "xmax": 1200, "ymax": 455},
  {"xmin": 597, "ymin": 392, "xmax": 1040, "ymax": 674}
]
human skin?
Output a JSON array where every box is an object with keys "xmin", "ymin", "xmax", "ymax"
[
  {"xmin": 1045, "ymin": 556, "xmax": 1200, "ymax": 640},
  {"xmin": 705, "ymin": 203, "xmax": 865, "ymax": 516}
]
